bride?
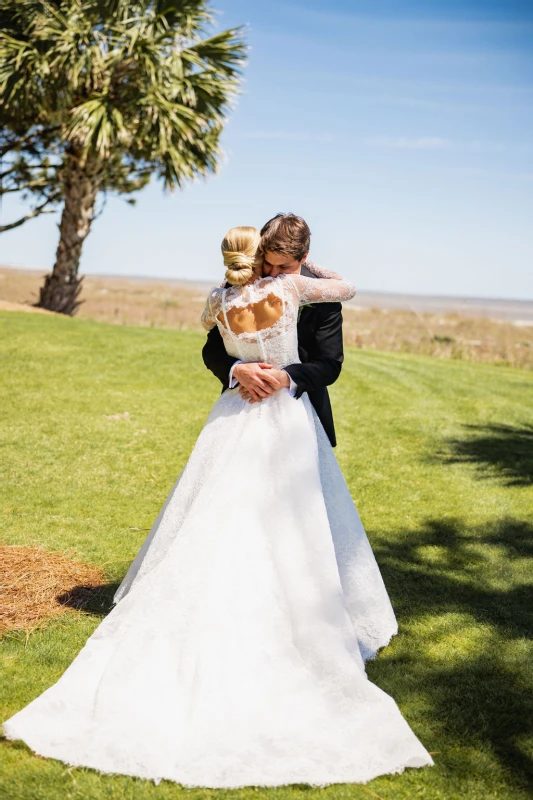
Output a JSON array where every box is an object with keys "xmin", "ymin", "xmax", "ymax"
[{"xmin": 3, "ymin": 226, "xmax": 433, "ymax": 787}]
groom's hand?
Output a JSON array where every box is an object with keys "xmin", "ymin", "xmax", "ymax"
[
  {"xmin": 238, "ymin": 367, "xmax": 290, "ymax": 403},
  {"xmin": 233, "ymin": 362, "xmax": 282, "ymax": 403}
]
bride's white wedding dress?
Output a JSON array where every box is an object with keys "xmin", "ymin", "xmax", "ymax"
[{"xmin": 3, "ymin": 268, "xmax": 433, "ymax": 787}]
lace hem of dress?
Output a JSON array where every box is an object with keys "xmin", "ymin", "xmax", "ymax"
[{"xmin": 1, "ymin": 726, "xmax": 431, "ymax": 789}]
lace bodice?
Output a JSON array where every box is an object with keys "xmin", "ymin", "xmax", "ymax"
[{"xmin": 201, "ymin": 264, "xmax": 356, "ymax": 368}]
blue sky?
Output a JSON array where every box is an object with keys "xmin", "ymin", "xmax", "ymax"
[{"xmin": 1, "ymin": 0, "xmax": 532, "ymax": 299}]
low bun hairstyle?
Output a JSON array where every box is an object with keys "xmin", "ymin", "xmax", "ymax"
[{"xmin": 221, "ymin": 226, "xmax": 261, "ymax": 286}]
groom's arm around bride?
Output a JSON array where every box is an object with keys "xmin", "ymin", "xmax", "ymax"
[{"xmin": 202, "ymin": 213, "xmax": 344, "ymax": 448}]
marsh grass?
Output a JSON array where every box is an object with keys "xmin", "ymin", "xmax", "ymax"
[
  {"xmin": 1, "ymin": 310, "xmax": 532, "ymax": 800},
  {"xmin": 2, "ymin": 266, "xmax": 532, "ymax": 368}
]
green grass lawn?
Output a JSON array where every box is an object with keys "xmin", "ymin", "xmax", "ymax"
[{"xmin": 1, "ymin": 309, "xmax": 532, "ymax": 800}]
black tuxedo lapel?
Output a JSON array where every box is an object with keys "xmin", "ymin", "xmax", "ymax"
[{"xmin": 287, "ymin": 262, "xmax": 342, "ymax": 447}]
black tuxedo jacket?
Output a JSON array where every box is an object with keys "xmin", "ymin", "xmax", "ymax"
[{"xmin": 201, "ymin": 263, "xmax": 344, "ymax": 447}]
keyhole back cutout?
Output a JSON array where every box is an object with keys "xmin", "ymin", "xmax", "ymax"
[{"xmin": 217, "ymin": 292, "xmax": 283, "ymax": 335}]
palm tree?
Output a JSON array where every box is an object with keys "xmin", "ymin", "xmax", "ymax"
[{"xmin": 0, "ymin": 1, "xmax": 246, "ymax": 313}]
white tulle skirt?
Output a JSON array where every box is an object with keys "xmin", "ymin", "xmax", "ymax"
[{"xmin": 3, "ymin": 388, "xmax": 433, "ymax": 787}]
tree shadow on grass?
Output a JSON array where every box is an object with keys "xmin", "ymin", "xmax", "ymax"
[
  {"xmin": 370, "ymin": 517, "xmax": 533, "ymax": 793},
  {"xmin": 442, "ymin": 423, "xmax": 533, "ymax": 486}
]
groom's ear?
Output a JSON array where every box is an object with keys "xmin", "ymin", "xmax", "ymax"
[{"xmin": 301, "ymin": 251, "xmax": 310, "ymax": 265}]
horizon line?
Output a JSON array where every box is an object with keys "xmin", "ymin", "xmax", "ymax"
[{"xmin": 1, "ymin": 263, "xmax": 531, "ymax": 306}]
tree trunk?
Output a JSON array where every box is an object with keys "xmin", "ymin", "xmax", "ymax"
[{"xmin": 37, "ymin": 152, "xmax": 101, "ymax": 315}]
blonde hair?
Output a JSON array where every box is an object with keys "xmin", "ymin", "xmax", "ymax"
[{"xmin": 221, "ymin": 226, "xmax": 261, "ymax": 286}]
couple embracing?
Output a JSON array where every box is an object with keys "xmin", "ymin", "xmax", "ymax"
[{"xmin": 3, "ymin": 214, "xmax": 433, "ymax": 788}]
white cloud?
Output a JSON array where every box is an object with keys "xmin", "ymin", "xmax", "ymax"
[
  {"xmin": 238, "ymin": 131, "xmax": 335, "ymax": 143},
  {"xmin": 368, "ymin": 136, "xmax": 453, "ymax": 150},
  {"xmin": 366, "ymin": 137, "xmax": 511, "ymax": 153},
  {"xmin": 454, "ymin": 167, "xmax": 533, "ymax": 182}
]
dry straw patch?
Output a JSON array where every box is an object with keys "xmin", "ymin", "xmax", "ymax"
[{"xmin": 0, "ymin": 544, "xmax": 106, "ymax": 637}]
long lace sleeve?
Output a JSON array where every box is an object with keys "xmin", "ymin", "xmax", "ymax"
[
  {"xmin": 201, "ymin": 288, "xmax": 221, "ymax": 331},
  {"xmin": 289, "ymin": 274, "xmax": 356, "ymax": 305},
  {"xmin": 304, "ymin": 260, "xmax": 344, "ymax": 280}
]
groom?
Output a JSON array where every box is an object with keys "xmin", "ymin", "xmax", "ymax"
[{"xmin": 202, "ymin": 213, "xmax": 344, "ymax": 447}]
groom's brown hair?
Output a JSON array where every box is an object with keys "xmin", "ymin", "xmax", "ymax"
[{"xmin": 260, "ymin": 213, "xmax": 311, "ymax": 261}]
